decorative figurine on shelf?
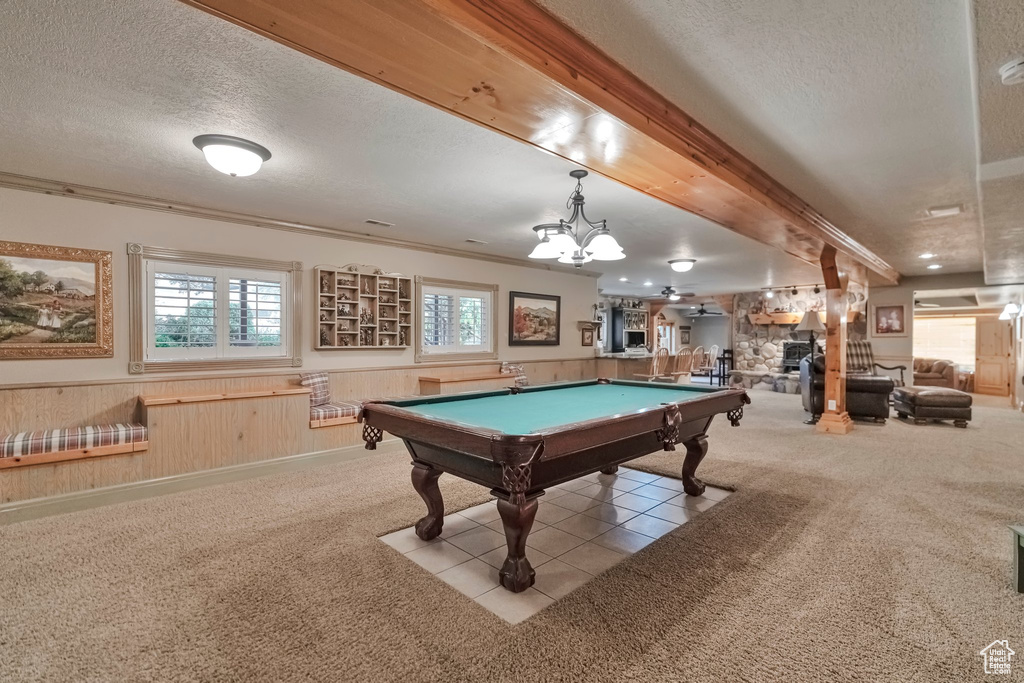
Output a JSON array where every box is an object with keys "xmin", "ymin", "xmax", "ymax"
[
  {"xmin": 381, "ymin": 337, "xmax": 391, "ymax": 346},
  {"xmin": 339, "ymin": 336, "xmax": 351, "ymax": 347},
  {"xmin": 320, "ymin": 297, "xmax": 331, "ymax": 308},
  {"xmin": 319, "ymin": 311, "xmax": 330, "ymax": 321},
  {"xmin": 381, "ymin": 321, "xmax": 391, "ymax": 332},
  {"xmin": 362, "ymin": 280, "xmax": 373, "ymax": 295},
  {"xmin": 320, "ymin": 273, "xmax": 331, "ymax": 293},
  {"xmin": 399, "ymin": 285, "xmax": 409, "ymax": 299},
  {"xmin": 360, "ymin": 329, "xmax": 373, "ymax": 346},
  {"xmin": 399, "ymin": 329, "xmax": 407, "ymax": 346},
  {"xmin": 360, "ymin": 308, "xmax": 374, "ymax": 325},
  {"xmin": 379, "ymin": 294, "xmax": 394, "ymax": 304},
  {"xmin": 320, "ymin": 327, "xmax": 331, "ymax": 346},
  {"xmin": 338, "ymin": 303, "xmax": 351, "ymax": 316},
  {"xmin": 338, "ymin": 292, "xmax": 351, "ymax": 302}
]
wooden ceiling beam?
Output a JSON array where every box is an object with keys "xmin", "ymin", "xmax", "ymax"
[{"xmin": 180, "ymin": 0, "xmax": 898, "ymax": 284}]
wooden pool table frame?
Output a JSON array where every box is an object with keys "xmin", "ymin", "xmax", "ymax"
[{"xmin": 362, "ymin": 379, "xmax": 750, "ymax": 593}]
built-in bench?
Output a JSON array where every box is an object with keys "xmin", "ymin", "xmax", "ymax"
[
  {"xmin": 418, "ymin": 372, "xmax": 516, "ymax": 396},
  {"xmin": 0, "ymin": 423, "xmax": 149, "ymax": 469}
]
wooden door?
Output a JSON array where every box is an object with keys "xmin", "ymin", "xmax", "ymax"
[{"xmin": 975, "ymin": 318, "xmax": 1011, "ymax": 396}]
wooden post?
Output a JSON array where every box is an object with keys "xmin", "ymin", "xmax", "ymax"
[{"xmin": 817, "ymin": 247, "xmax": 853, "ymax": 434}]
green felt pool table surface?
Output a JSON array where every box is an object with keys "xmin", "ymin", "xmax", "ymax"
[{"xmin": 393, "ymin": 381, "xmax": 722, "ymax": 434}]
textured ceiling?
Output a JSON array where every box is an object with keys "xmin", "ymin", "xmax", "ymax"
[
  {"xmin": 0, "ymin": 0, "xmax": 820, "ymax": 297},
  {"xmin": 537, "ymin": 0, "xmax": 984, "ymax": 278},
  {"xmin": 973, "ymin": 0, "xmax": 1024, "ymax": 162}
]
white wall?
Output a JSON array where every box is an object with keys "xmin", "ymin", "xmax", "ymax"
[
  {"xmin": 0, "ymin": 189, "xmax": 598, "ymax": 384},
  {"xmin": 686, "ymin": 315, "xmax": 731, "ymax": 351},
  {"xmin": 867, "ymin": 272, "xmax": 986, "ymax": 381}
]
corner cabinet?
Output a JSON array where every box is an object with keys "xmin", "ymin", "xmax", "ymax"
[{"xmin": 314, "ymin": 265, "xmax": 412, "ymax": 349}]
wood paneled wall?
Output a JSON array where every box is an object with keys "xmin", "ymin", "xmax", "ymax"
[{"xmin": 0, "ymin": 358, "xmax": 599, "ymax": 504}]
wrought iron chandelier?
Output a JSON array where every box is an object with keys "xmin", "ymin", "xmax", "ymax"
[{"xmin": 528, "ymin": 170, "xmax": 624, "ymax": 268}]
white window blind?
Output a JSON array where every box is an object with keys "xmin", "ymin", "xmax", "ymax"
[
  {"xmin": 147, "ymin": 261, "xmax": 289, "ymax": 361},
  {"xmin": 913, "ymin": 316, "xmax": 976, "ymax": 371},
  {"xmin": 421, "ymin": 285, "xmax": 492, "ymax": 356}
]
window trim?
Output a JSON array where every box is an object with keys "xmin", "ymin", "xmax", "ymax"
[
  {"xmin": 128, "ymin": 243, "xmax": 302, "ymax": 374},
  {"xmin": 414, "ymin": 275, "xmax": 498, "ymax": 363}
]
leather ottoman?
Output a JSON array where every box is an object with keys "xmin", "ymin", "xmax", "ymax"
[{"xmin": 893, "ymin": 386, "xmax": 972, "ymax": 428}]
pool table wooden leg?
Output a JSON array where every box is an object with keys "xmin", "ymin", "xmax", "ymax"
[
  {"xmin": 496, "ymin": 496, "xmax": 539, "ymax": 593},
  {"xmin": 410, "ymin": 460, "xmax": 444, "ymax": 541},
  {"xmin": 681, "ymin": 435, "xmax": 709, "ymax": 497}
]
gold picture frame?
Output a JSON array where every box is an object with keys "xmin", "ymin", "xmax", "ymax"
[{"xmin": 0, "ymin": 240, "xmax": 113, "ymax": 359}]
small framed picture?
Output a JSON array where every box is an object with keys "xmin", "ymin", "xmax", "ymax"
[
  {"xmin": 679, "ymin": 329, "xmax": 691, "ymax": 345},
  {"xmin": 870, "ymin": 304, "xmax": 908, "ymax": 338},
  {"xmin": 581, "ymin": 327, "xmax": 594, "ymax": 346}
]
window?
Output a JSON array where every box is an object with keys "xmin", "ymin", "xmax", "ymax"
[
  {"xmin": 416, "ymin": 277, "xmax": 497, "ymax": 361},
  {"xmin": 913, "ymin": 316, "xmax": 976, "ymax": 371},
  {"xmin": 128, "ymin": 244, "xmax": 301, "ymax": 373}
]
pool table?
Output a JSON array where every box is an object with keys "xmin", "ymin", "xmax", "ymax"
[{"xmin": 362, "ymin": 379, "xmax": 750, "ymax": 592}]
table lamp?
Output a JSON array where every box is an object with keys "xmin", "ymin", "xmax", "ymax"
[{"xmin": 795, "ymin": 310, "xmax": 826, "ymax": 424}]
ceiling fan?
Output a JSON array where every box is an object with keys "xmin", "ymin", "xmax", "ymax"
[
  {"xmin": 686, "ymin": 303, "xmax": 723, "ymax": 317},
  {"xmin": 640, "ymin": 286, "xmax": 695, "ymax": 302}
]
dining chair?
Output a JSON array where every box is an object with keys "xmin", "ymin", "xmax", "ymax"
[
  {"xmin": 634, "ymin": 347, "xmax": 671, "ymax": 381},
  {"xmin": 669, "ymin": 347, "xmax": 694, "ymax": 384}
]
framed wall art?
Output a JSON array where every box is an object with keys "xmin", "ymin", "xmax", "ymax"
[
  {"xmin": 509, "ymin": 291, "xmax": 560, "ymax": 346},
  {"xmin": 870, "ymin": 304, "xmax": 908, "ymax": 338},
  {"xmin": 581, "ymin": 327, "xmax": 594, "ymax": 346},
  {"xmin": 0, "ymin": 240, "xmax": 113, "ymax": 359}
]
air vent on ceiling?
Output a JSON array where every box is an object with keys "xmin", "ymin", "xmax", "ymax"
[
  {"xmin": 465, "ymin": 239, "xmax": 489, "ymax": 245},
  {"xmin": 364, "ymin": 219, "xmax": 395, "ymax": 228}
]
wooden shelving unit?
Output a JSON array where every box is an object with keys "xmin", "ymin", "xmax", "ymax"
[{"xmin": 315, "ymin": 265, "xmax": 412, "ymax": 349}]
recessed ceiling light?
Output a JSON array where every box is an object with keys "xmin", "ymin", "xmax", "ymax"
[
  {"xmin": 925, "ymin": 204, "xmax": 962, "ymax": 219},
  {"xmin": 668, "ymin": 258, "xmax": 696, "ymax": 273},
  {"xmin": 193, "ymin": 134, "xmax": 271, "ymax": 177},
  {"xmin": 642, "ymin": 281, "xmax": 653, "ymax": 287},
  {"xmin": 689, "ymin": 306, "xmax": 696, "ymax": 309},
  {"xmin": 918, "ymin": 253, "xmax": 936, "ymax": 259},
  {"xmin": 618, "ymin": 277, "xmax": 629, "ymax": 282},
  {"xmin": 927, "ymin": 264, "xmax": 943, "ymax": 270}
]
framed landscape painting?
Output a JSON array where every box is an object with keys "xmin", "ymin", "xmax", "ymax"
[
  {"xmin": 0, "ymin": 240, "xmax": 113, "ymax": 359},
  {"xmin": 509, "ymin": 291, "xmax": 560, "ymax": 346}
]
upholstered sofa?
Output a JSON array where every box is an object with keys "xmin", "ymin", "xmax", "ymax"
[
  {"xmin": 799, "ymin": 355, "xmax": 895, "ymax": 423},
  {"xmin": 912, "ymin": 358, "xmax": 957, "ymax": 389}
]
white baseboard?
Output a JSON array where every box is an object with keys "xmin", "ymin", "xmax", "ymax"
[{"xmin": 0, "ymin": 437, "xmax": 400, "ymax": 525}]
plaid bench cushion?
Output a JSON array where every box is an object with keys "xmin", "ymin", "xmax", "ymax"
[
  {"xmin": 1, "ymin": 423, "xmax": 148, "ymax": 458},
  {"xmin": 310, "ymin": 401, "xmax": 362, "ymax": 422},
  {"xmin": 299, "ymin": 371, "xmax": 332, "ymax": 406}
]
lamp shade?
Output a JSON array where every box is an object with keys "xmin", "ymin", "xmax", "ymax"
[
  {"xmin": 795, "ymin": 310, "xmax": 826, "ymax": 332},
  {"xmin": 585, "ymin": 232, "xmax": 623, "ymax": 259},
  {"xmin": 193, "ymin": 134, "xmax": 271, "ymax": 177},
  {"xmin": 528, "ymin": 239, "xmax": 563, "ymax": 259},
  {"xmin": 669, "ymin": 259, "xmax": 696, "ymax": 273},
  {"xmin": 548, "ymin": 231, "xmax": 577, "ymax": 254},
  {"xmin": 998, "ymin": 303, "xmax": 1020, "ymax": 320}
]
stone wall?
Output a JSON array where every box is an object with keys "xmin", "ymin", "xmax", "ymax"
[{"xmin": 732, "ymin": 286, "xmax": 867, "ymax": 373}]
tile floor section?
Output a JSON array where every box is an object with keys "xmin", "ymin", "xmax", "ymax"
[{"xmin": 379, "ymin": 467, "xmax": 730, "ymax": 624}]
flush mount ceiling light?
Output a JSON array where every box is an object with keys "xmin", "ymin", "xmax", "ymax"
[
  {"xmin": 925, "ymin": 204, "xmax": 962, "ymax": 219},
  {"xmin": 193, "ymin": 134, "xmax": 271, "ymax": 177},
  {"xmin": 643, "ymin": 281, "xmax": 653, "ymax": 287},
  {"xmin": 999, "ymin": 56, "xmax": 1024, "ymax": 86},
  {"xmin": 529, "ymin": 170, "xmax": 625, "ymax": 268},
  {"xmin": 919, "ymin": 252, "xmax": 936, "ymax": 259},
  {"xmin": 927, "ymin": 264, "xmax": 943, "ymax": 270},
  {"xmin": 618, "ymin": 277, "xmax": 629, "ymax": 282},
  {"xmin": 668, "ymin": 258, "xmax": 696, "ymax": 273}
]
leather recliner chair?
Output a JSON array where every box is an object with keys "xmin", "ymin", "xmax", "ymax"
[{"xmin": 800, "ymin": 355, "xmax": 895, "ymax": 423}]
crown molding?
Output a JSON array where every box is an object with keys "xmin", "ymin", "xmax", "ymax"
[{"xmin": 0, "ymin": 172, "xmax": 602, "ymax": 279}]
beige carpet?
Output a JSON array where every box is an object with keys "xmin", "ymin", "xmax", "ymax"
[{"xmin": 1, "ymin": 392, "xmax": 1022, "ymax": 682}]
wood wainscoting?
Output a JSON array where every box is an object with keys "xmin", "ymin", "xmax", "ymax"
[{"xmin": 0, "ymin": 357, "xmax": 598, "ymax": 504}]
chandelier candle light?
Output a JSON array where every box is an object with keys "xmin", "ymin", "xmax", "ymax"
[{"xmin": 529, "ymin": 170, "xmax": 625, "ymax": 268}]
